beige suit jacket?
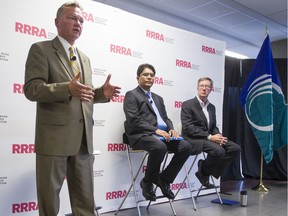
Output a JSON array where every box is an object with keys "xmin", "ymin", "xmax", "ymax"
[{"xmin": 24, "ymin": 37, "xmax": 107, "ymax": 156}]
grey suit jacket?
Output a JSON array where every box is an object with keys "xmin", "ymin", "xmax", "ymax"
[
  {"xmin": 181, "ymin": 97, "xmax": 220, "ymax": 154},
  {"xmin": 24, "ymin": 37, "xmax": 108, "ymax": 156},
  {"xmin": 123, "ymin": 86, "xmax": 174, "ymax": 146}
]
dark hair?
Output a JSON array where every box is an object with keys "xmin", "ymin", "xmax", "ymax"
[
  {"xmin": 197, "ymin": 77, "xmax": 213, "ymax": 88},
  {"xmin": 137, "ymin": 63, "xmax": 156, "ymax": 77},
  {"xmin": 56, "ymin": 1, "xmax": 83, "ymax": 18}
]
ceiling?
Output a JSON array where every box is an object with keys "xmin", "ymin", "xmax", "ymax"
[{"xmin": 92, "ymin": 0, "xmax": 287, "ymax": 58}]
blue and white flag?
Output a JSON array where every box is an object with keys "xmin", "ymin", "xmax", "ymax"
[{"xmin": 240, "ymin": 35, "xmax": 287, "ymax": 163}]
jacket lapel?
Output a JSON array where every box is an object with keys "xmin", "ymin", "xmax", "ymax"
[
  {"xmin": 136, "ymin": 87, "xmax": 155, "ymax": 113},
  {"xmin": 76, "ymin": 49, "xmax": 88, "ymax": 84},
  {"xmin": 207, "ymin": 104, "xmax": 213, "ymax": 129},
  {"xmin": 194, "ymin": 97, "xmax": 209, "ymax": 128},
  {"xmin": 52, "ymin": 38, "xmax": 75, "ymax": 80}
]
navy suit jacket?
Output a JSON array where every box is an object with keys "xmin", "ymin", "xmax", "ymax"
[
  {"xmin": 181, "ymin": 96, "xmax": 220, "ymax": 154},
  {"xmin": 123, "ymin": 86, "xmax": 174, "ymax": 146}
]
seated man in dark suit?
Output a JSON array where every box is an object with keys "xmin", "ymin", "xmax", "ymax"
[
  {"xmin": 123, "ymin": 63, "xmax": 192, "ymax": 201},
  {"xmin": 181, "ymin": 77, "xmax": 240, "ymax": 188}
]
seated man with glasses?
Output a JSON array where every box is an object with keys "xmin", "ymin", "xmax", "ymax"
[
  {"xmin": 123, "ymin": 63, "xmax": 192, "ymax": 201},
  {"xmin": 181, "ymin": 77, "xmax": 240, "ymax": 188}
]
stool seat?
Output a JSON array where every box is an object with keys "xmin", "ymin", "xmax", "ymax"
[{"xmin": 93, "ymin": 150, "xmax": 101, "ymax": 155}]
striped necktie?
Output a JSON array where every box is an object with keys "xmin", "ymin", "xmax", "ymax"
[{"xmin": 69, "ymin": 46, "xmax": 80, "ymax": 79}]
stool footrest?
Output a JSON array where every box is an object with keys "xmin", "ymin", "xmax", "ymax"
[{"xmin": 155, "ymin": 195, "xmax": 168, "ymax": 199}]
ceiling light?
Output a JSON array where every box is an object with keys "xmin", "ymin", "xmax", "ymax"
[{"xmin": 225, "ymin": 50, "xmax": 249, "ymax": 59}]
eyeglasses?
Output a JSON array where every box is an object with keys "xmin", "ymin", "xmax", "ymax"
[
  {"xmin": 140, "ymin": 73, "xmax": 155, "ymax": 78},
  {"xmin": 198, "ymin": 84, "xmax": 211, "ymax": 89},
  {"xmin": 67, "ymin": 15, "xmax": 84, "ymax": 25}
]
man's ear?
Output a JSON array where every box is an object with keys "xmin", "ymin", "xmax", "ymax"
[{"xmin": 55, "ymin": 18, "xmax": 60, "ymax": 29}]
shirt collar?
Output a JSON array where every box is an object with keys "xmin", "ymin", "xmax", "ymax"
[
  {"xmin": 139, "ymin": 86, "xmax": 150, "ymax": 96},
  {"xmin": 196, "ymin": 95, "xmax": 209, "ymax": 108},
  {"xmin": 57, "ymin": 35, "xmax": 77, "ymax": 58}
]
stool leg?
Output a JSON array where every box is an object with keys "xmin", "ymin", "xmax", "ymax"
[
  {"xmin": 115, "ymin": 149, "xmax": 148, "ymax": 216},
  {"xmin": 210, "ymin": 176, "xmax": 223, "ymax": 204},
  {"xmin": 194, "ymin": 153, "xmax": 223, "ymax": 204},
  {"xmin": 147, "ymin": 152, "xmax": 177, "ymax": 216},
  {"xmin": 174, "ymin": 155, "xmax": 198, "ymax": 210},
  {"xmin": 115, "ymin": 149, "xmax": 136, "ymax": 215},
  {"xmin": 95, "ymin": 206, "xmax": 101, "ymax": 216},
  {"xmin": 168, "ymin": 199, "xmax": 177, "ymax": 216},
  {"xmin": 195, "ymin": 185, "xmax": 203, "ymax": 199},
  {"xmin": 147, "ymin": 152, "xmax": 169, "ymax": 209},
  {"xmin": 184, "ymin": 160, "xmax": 198, "ymax": 210}
]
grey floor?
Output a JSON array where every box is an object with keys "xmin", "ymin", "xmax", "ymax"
[{"xmin": 99, "ymin": 179, "xmax": 287, "ymax": 216}]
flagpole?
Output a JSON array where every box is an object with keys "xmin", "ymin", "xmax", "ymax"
[
  {"xmin": 241, "ymin": 27, "xmax": 286, "ymax": 192},
  {"xmin": 249, "ymin": 27, "xmax": 269, "ymax": 192},
  {"xmin": 252, "ymin": 27, "xmax": 269, "ymax": 193},
  {"xmin": 251, "ymin": 153, "xmax": 269, "ymax": 192}
]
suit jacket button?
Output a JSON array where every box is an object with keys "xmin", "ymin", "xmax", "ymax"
[{"xmin": 79, "ymin": 119, "xmax": 84, "ymax": 123}]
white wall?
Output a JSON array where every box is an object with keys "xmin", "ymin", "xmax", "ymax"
[{"xmin": 0, "ymin": 0, "xmax": 226, "ymax": 215}]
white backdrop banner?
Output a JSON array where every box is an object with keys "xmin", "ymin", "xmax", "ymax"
[{"xmin": 0, "ymin": 0, "xmax": 226, "ymax": 215}]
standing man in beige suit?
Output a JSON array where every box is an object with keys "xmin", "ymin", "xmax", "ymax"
[{"xmin": 24, "ymin": 2, "xmax": 121, "ymax": 215}]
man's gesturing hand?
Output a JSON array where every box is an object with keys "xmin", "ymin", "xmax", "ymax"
[{"xmin": 68, "ymin": 72, "xmax": 94, "ymax": 102}]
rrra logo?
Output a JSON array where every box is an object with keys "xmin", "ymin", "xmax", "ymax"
[
  {"xmin": 110, "ymin": 44, "xmax": 132, "ymax": 56},
  {"xmin": 12, "ymin": 202, "xmax": 38, "ymax": 213},
  {"xmin": 170, "ymin": 182, "xmax": 187, "ymax": 190},
  {"xmin": 174, "ymin": 101, "xmax": 182, "ymax": 108},
  {"xmin": 153, "ymin": 76, "xmax": 163, "ymax": 85},
  {"xmin": 15, "ymin": 22, "xmax": 47, "ymax": 38},
  {"xmin": 176, "ymin": 59, "xmax": 192, "ymax": 68},
  {"xmin": 146, "ymin": 30, "xmax": 164, "ymax": 41},
  {"xmin": 12, "ymin": 144, "xmax": 34, "ymax": 154},
  {"xmin": 13, "ymin": 83, "xmax": 24, "ymax": 94},
  {"xmin": 107, "ymin": 143, "xmax": 126, "ymax": 151},
  {"xmin": 112, "ymin": 95, "xmax": 125, "ymax": 103},
  {"xmin": 142, "ymin": 165, "xmax": 147, "ymax": 173},
  {"xmin": 82, "ymin": 11, "xmax": 94, "ymax": 22},
  {"xmin": 106, "ymin": 190, "xmax": 127, "ymax": 200},
  {"xmin": 202, "ymin": 45, "xmax": 216, "ymax": 54}
]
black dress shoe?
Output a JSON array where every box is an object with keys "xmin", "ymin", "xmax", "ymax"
[
  {"xmin": 156, "ymin": 177, "xmax": 175, "ymax": 200},
  {"xmin": 197, "ymin": 159, "xmax": 204, "ymax": 171},
  {"xmin": 140, "ymin": 179, "xmax": 156, "ymax": 201},
  {"xmin": 195, "ymin": 159, "xmax": 215, "ymax": 188}
]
